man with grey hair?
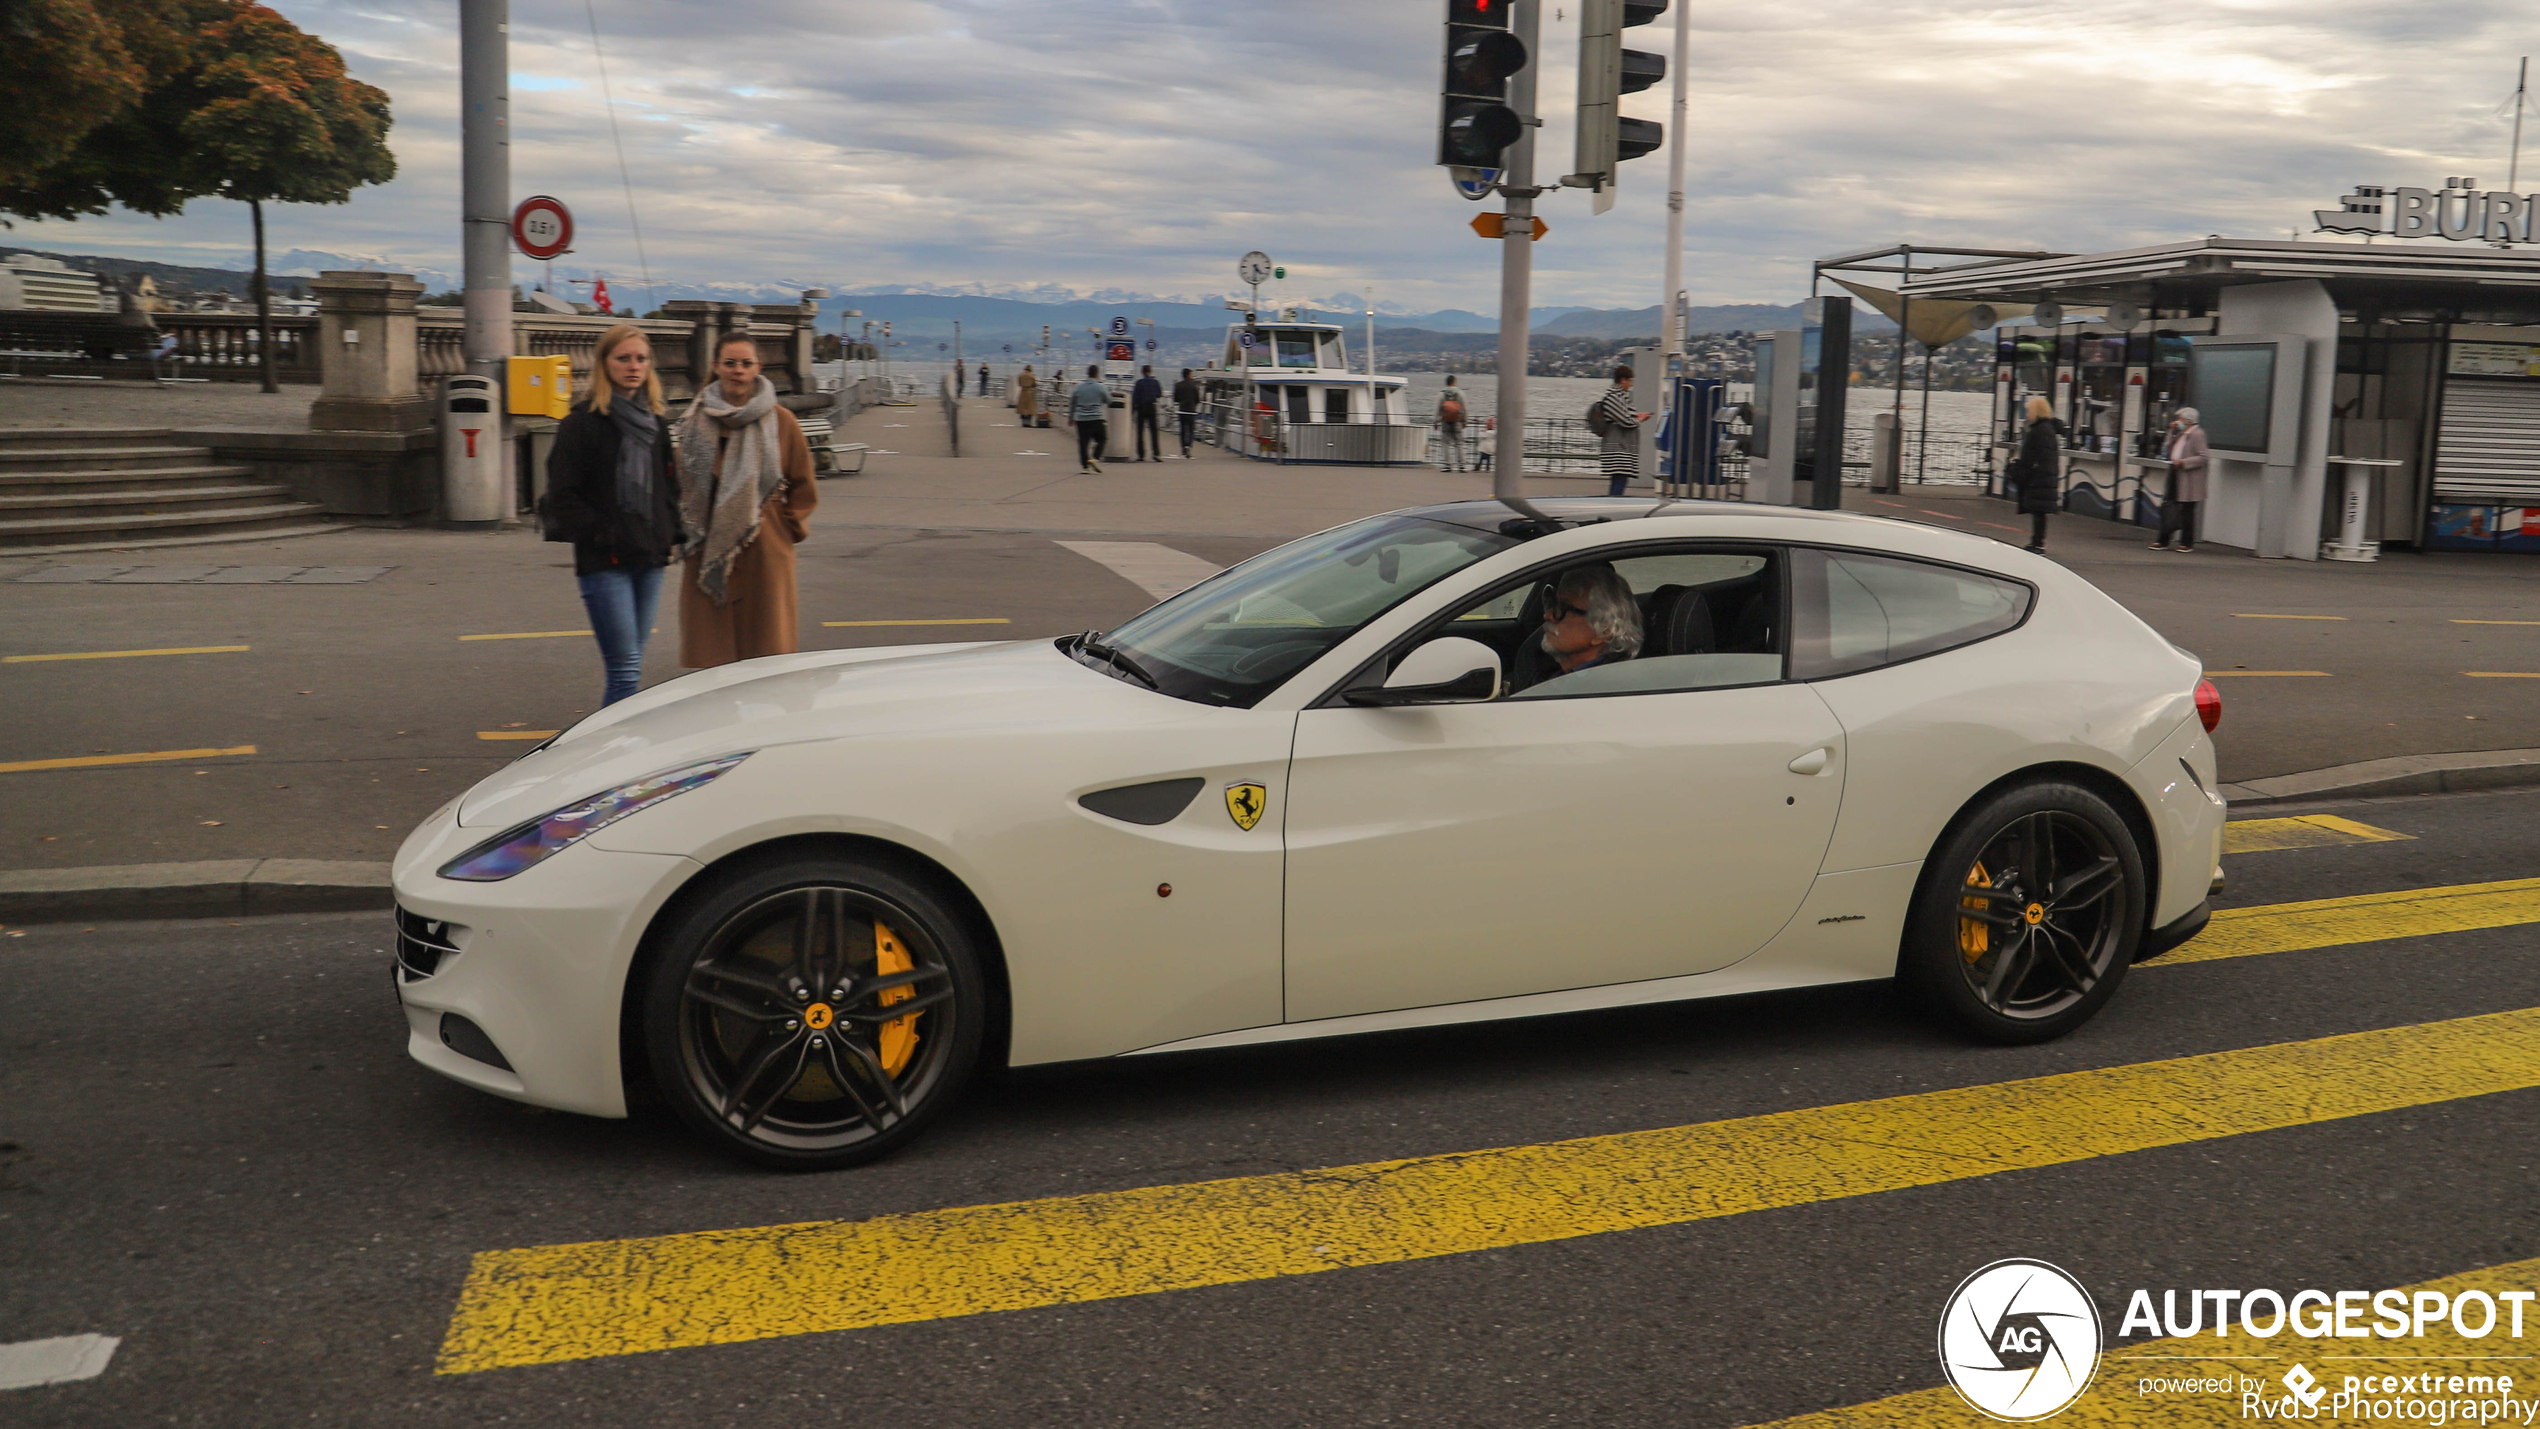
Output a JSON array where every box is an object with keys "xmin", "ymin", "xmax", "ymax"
[{"xmin": 1536, "ymin": 565, "xmax": 1642, "ymax": 682}]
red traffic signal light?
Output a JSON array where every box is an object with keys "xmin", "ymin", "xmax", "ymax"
[{"xmin": 1441, "ymin": 0, "xmax": 1529, "ymax": 169}]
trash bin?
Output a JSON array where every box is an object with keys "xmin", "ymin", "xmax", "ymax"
[{"xmin": 441, "ymin": 373, "xmax": 505, "ymax": 529}]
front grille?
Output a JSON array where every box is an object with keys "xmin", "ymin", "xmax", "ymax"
[{"xmin": 394, "ymin": 905, "xmax": 463, "ymax": 982}]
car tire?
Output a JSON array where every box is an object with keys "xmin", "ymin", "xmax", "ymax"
[
  {"xmin": 637, "ymin": 854, "xmax": 989, "ymax": 1170},
  {"xmin": 1902, "ymin": 780, "xmax": 2145, "ymax": 1045}
]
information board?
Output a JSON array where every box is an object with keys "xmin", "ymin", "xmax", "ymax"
[
  {"xmin": 2449, "ymin": 342, "xmax": 2540, "ymax": 378},
  {"xmin": 2189, "ymin": 343, "xmax": 2277, "ymax": 455}
]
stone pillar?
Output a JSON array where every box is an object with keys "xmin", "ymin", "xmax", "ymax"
[
  {"xmin": 660, "ymin": 300, "xmax": 722, "ymax": 400},
  {"xmin": 310, "ymin": 271, "xmax": 432, "ymax": 431},
  {"xmin": 786, "ymin": 301, "xmax": 816, "ymax": 394}
]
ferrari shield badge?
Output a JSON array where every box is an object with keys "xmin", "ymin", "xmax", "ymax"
[{"xmin": 1223, "ymin": 782, "xmax": 1267, "ymax": 831}]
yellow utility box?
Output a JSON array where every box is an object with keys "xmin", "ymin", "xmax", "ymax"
[{"xmin": 506, "ymin": 353, "xmax": 574, "ymax": 418}]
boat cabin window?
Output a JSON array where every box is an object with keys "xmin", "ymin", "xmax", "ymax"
[
  {"xmin": 1372, "ymin": 386, "xmax": 1388, "ymax": 419},
  {"xmin": 1324, "ymin": 387, "xmax": 1351, "ymax": 424},
  {"xmin": 1275, "ymin": 333, "xmax": 1320, "ymax": 368},
  {"xmin": 1285, "ymin": 385, "xmax": 1312, "ymax": 423},
  {"xmin": 1320, "ymin": 332, "xmax": 1345, "ymax": 369}
]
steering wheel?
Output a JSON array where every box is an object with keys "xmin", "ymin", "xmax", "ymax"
[{"xmin": 1229, "ymin": 638, "xmax": 1328, "ymax": 678}]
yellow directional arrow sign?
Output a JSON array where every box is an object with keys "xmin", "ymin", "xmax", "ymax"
[{"xmin": 1471, "ymin": 212, "xmax": 1548, "ymax": 241}]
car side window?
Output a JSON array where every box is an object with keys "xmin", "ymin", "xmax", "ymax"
[
  {"xmin": 1411, "ymin": 545, "xmax": 1786, "ymax": 701},
  {"xmin": 1788, "ymin": 548, "xmax": 2032, "ymax": 681}
]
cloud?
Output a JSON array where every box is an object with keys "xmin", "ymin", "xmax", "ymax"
[{"xmin": 11, "ymin": 0, "xmax": 2537, "ymax": 312}]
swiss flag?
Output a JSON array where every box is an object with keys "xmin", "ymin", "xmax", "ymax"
[{"xmin": 592, "ymin": 278, "xmax": 611, "ymax": 314}]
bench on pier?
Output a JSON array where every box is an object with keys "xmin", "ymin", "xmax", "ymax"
[{"xmin": 796, "ymin": 415, "xmax": 869, "ymax": 476}]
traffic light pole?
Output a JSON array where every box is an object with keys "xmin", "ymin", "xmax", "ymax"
[{"xmin": 1493, "ymin": 0, "xmax": 1551, "ymax": 524}]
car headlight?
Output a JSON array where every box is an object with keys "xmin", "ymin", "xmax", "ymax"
[{"xmin": 437, "ymin": 753, "xmax": 752, "ymax": 882}]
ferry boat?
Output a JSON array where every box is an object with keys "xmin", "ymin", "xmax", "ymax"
[{"xmin": 1194, "ymin": 310, "xmax": 1426, "ymax": 464}]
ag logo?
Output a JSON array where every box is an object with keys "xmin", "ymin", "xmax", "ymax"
[
  {"xmin": 1938, "ymin": 1259, "xmax": 2102, "ymax": 1421},
  {"xmin": 1223, "ymin": 782, "xmax": 1267, "ymax": 831}
]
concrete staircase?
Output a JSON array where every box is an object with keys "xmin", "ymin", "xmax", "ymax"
[{"xmin": 0, "ymin": 428, "xmax": 339, "ymax": 554}]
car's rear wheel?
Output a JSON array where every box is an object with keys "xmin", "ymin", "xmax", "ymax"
[
  {"xmin": 1903, "ymin": 780, "xmax": 2144, "ymax": 1044},
  {"xmin": 638, "ymin": 855, "xmax": 987, "ymax": 1169}
]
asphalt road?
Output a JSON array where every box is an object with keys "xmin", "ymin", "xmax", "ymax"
[{"xmin": 5, "ymin": 784, "xmax": 2538, "ymax": 1425}]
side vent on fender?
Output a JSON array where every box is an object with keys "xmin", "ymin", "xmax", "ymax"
[{"xmin": 1078, "ymin": 777, "xmax": 1206, "ymax": 826}]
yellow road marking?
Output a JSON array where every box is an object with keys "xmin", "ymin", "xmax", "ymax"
[
  {"xmin": 1746, "ymin": 1253, "xmax": 2540, "ymax": 1426},
  {"xmin": 2204, "ymin": 670, "xmax": 2331, "ymax": 677},
  {"xmin": 435, "ymin": 1007, "xmax": 2540, "ymax": 1374},
  {"xmin": 476, "ymin": 730, "xmax": 560, "ymax": 741},
  {"xmin": 0, "ymin": 744, "xmax": 255, "ymax": 775},
  {"xmin": 820, "ymin": 618, "xmax": 1012, "ymax": 628},
  {"xmin": 2, "ymin": 645, "xmax": 249, "ymax": 663},
  {"xmin": 458, "ymin": 630, "xmax": 591, "ymax": 642},
  {"xmin": 2160, "ymin": 876, "xmax": 2540, "ymax": 966},
  {"xmin": 2452, "ymin": 619, "xmax": 2540, "ymax": 625},
  {"xmin": 2232, "ymin": 613, "xmax": 2346, "ymax": 620},
  {"xmin": 2465, "ymin": 671, "xmax": 2540, "ymax": 678},
  {"xmin": 2222, "ymin": 813, "xmax": 2413, "ymax": 855}
]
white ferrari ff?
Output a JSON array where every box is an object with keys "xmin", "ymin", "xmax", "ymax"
[{"xmin": 392, "ymin": 498, "xmax": 2226, "ymax": 1168}]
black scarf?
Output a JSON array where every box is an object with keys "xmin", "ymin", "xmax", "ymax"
[{"xmin": 606, "ymin": 396, "xmax": 661, "ymax": 516}]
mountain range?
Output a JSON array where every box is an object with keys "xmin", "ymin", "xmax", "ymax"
[{"xmin": 3, "ymin": 245, "xmax": 1889, "ymax": 346}]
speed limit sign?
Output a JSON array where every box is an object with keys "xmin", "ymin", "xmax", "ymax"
[{"xmin": 511, "ymin": 196, "xmax": 573, "ymax": 261}]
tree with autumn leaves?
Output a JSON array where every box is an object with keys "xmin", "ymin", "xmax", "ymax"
[{"xmin": 0, "ymin": 0, "xmax": 395, "ymax": 390}]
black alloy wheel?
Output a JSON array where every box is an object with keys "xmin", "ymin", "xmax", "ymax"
[
  {"xmin": 640, "ymin": 855, "xmax": 988, "ymax": 1169},
  {"xmin": 1904, "ymin": 780, "xmax": 2145, "ymax": 1044}
]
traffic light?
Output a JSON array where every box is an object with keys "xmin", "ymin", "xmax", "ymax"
[
  {"xmin": 1439, "ymin": 0, "xmax": 1527, "ymax": 169},
  {"xmin": 1571, "ymin": 0, "xmax": 1667, "ymax": 211}
]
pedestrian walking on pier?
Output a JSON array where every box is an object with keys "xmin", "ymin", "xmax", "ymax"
[
  {"xmin": 674, "ymin": 332, "xmax": 818, "ymax": 667},
  {"xmin": 1475, "ymin": 416, "xmax": 1496, "ymax": 471},
  {"xmin": 1067, "ymin": 365, "xmax": 1111, "ymax": 473},
  {"xmin": 2153, "ymin": 407, "xmax": 2207, "ymax": 553},
  {"xmin": 955, "ymin": 362, "xmax": 966, "ymax": 397},
  {"xmin": 1435, "ymin": 376, "xmax": 1467, "ymax": 471},
  {"xmin": 1594, "ymin": 366, "xmax": 1651, "ymax": 496},
  {"xmin": 978, "ymin": 360, "xmax": 990, "ymax": 397},
  {"xmin": 1014, "ymin": 364, "xmax": 1040, "ymax": 425},
  {"xmin": 1132, "ymin": 365, "xmax": 1164, "ymax": 461},
  {"xmin": 1174, "ymin": 368, "xmax": 1202, "ymax": 457},
  {"xmin": 541, "ymin": 324, "xmax": 682, "ymax": 706},
  {"xmin": 2012, "ymin": 394, "xmax": 2066, "ymax": 553}
]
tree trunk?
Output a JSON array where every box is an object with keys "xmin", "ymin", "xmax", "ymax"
[{"xmin": 252, "ymin": 198, "xmax": 276, "ymax": 394}]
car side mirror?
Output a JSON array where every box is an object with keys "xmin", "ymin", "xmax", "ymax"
[{"xmin": 1345, "ymin": 636, "xmax": 1502, "ymax": 707}]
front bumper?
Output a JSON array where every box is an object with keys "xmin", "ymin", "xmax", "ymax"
[{"xmin": 391, "ymin": 803, "xmax": 698, "ymax": 1118}]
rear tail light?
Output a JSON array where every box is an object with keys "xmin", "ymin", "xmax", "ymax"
[{"xmin": 2194, "ymin": 676, "xmax": 2222, "ymax": 733}]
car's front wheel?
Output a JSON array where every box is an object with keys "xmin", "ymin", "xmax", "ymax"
[
  {"xmin": 638, "ymin": 854, "xmax": 988, "ymax": 1169},
  {"xmin": 1903, "ymin": 780, "xmax": 2144, "ymax": 1044}
]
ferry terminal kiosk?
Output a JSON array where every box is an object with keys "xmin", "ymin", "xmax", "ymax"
[{"xmin": 1885, "ymin": 228, "xmax": 2540, "ymax": 556}]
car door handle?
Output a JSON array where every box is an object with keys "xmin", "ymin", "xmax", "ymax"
[{"xmin": 1787, "ymin": 747, "xmax": 1831, "ymax": 776}]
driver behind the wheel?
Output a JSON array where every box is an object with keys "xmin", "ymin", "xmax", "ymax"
[{"xmin": 1517, "ymin": 565, "xmax": 1642, "ymax": 691}]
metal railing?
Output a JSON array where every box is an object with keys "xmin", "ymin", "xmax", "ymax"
[{"xmin": 0, "ymin": 311, "xmax": 321, "ymax": 383}]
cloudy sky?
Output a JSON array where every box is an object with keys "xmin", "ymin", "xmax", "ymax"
[{"xmin": 13, "ymin": 0, "xmax": 2540, "ymax": 312}]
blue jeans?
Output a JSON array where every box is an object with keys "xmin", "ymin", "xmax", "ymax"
[{"xmin": 577, "ymin": 564, "xmax": 663, "ymax": 706}]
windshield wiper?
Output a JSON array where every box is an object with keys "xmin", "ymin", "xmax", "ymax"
[{"xmin": 1076, "ymin": 632, "xmax": 1160, "ymax": 690}]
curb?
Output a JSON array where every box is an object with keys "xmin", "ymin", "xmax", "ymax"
[
  {"xmin": 0, "ymin": 859, "xmax": 392, "ymax": 925},
  {"xmin": 2217, "ymin": 747, "xmax": 2540, "ymax": 808}
]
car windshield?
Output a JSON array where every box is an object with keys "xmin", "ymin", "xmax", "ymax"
[{"xmin": 1086, "ymin": 514, "xmax": 1515, "ymax": 707}]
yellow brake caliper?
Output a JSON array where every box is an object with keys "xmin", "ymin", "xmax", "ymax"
[
  {"xmin": 1958, "ymin": 860, "xmax": 1991, "ymax": 963},
  {"xmin": 874, "ymin": 920, "xmax": 921, "ymax": 1075}
]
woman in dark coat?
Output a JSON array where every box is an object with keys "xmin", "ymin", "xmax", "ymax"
[
  {"xmin": 541, "ymin": 324, "xmax": 684, "ymax": 705},
  {"xmin": 2013, "ymin": 394, "xmax": 2066, "ymax": 553}
]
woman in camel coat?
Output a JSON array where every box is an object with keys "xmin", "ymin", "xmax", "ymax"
[
  {"xmin": 1013, "ymin": 364, "xmax": 1040, "ymax": 424},
  {"xmin": 674, "ymin": 332, "xmax": 818, "ymax": 667}
]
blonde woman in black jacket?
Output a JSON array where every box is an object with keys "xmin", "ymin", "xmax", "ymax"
[{"xmin": 542, "ymin": 324, "xmax": 684, "ymax": 705}]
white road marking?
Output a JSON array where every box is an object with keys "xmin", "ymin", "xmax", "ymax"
[
  {"xmin": 1056, "ymin": 541, "xmax": 1225, "ymax": 601},
  {"xmin": 1014, "ymin": 449, "xmax": 1050, "ymax": 456},
  {"xmin": 0, "ymin": 1335, "xmax": 119, "ymax": 1391}
]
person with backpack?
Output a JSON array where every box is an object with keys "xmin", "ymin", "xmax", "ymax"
[
  {"xmin": 1435, "ymin": 376, "xmax": 1468, "ymax": 471},
  {"xmin": 1066, "ymin": 365, "xmax": 1112, "ymax": 473},
  {"xmin": 1592, "ymin": 365, "xmax": 1653, "ymax": 496},
  {"xmin": 1173, "ymin": 368, "xmax": 1203, "ymax": 457}
]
